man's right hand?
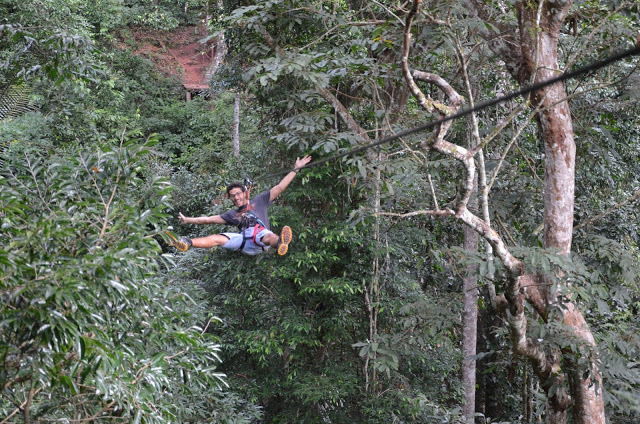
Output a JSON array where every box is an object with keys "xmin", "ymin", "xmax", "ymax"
[{"xmin": 178, "ymin": 213, "xmax": 189, "ymax": 224}]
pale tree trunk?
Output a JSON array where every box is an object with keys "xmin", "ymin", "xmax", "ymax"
[
  {"xmin": 402, "ymin": 12, "xmax": 479, "ymax": 419},
  {"xmin": 461, "ymin": 201, "xmax": 478, "ymax": 423},
  {"xmin": 206, "ymin": 0, "xmax": 227, "ymax": 80},
  {"xmin": 457, "ymin": 41, "xmax": 487, "ymax": 423},
  {"xmin": 365, "ymin": 153, "xmax": 382, "ymax": 392},
  {"xmin": 233, "ymin": 93, "xmax": 240, "ymax": 157},
  {"xmin": 516, "ymin": 2, "xmax": 605, "ymax": 422}
]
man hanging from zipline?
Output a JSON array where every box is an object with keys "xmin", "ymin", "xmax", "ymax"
[{"xmin": 167, "ymin": 155, "xmax": 312, "ymax": 256}]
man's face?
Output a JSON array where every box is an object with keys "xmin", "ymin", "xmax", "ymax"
[{"xmin": 228, "ymin": 188, "xmax": 248, "ymax": 208}]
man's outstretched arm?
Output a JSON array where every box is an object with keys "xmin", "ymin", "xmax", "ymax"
[
  {"xmin": 269, "ymin": 155, "xmax": 312, "ymax": 202},
  {"xmin": 178, "ymin": 213, "xmax": 227, "ymax": 225}
]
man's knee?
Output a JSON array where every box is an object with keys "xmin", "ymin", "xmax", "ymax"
[
  {"xmin": 261, "ymin": 232, "xmax": 278, "ymax": 247},
  {"xmin": 213, "ymin": 234, "xmax": 231, "ymax": 246}
]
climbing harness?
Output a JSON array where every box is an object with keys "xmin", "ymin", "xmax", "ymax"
[{"xmin": 236, "ymin": 212, "xmax": 268, "ymax": 253}]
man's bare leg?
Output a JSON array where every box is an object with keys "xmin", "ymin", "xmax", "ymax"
[
  {"xmin": 169, "ymin": 230, "xmax": 292, "ymax": 255},
  {"xmin": 191, "ymin": 234, "xmax": 230, "ymax": 249}
]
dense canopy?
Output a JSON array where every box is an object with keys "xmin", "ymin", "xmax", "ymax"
[{"xmin": 1, "ymin": 1, "xmax": 639, "ymax": 423}]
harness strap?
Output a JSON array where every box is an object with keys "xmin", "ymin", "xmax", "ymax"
[
  {"xmin": 252, "ymin": 224, "xmax": 263, "ymax": 244},
  {"xmin": 236, "ymin": 224, "xmax": 266, "ymax": 253}
]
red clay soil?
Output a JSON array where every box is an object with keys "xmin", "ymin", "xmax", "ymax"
[{"xmin": 123, "ymin": 25, "xmax": 214, "ymax": 89}]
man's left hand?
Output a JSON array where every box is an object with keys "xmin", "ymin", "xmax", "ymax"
[{"xmin": 294, "ymin": 155, "xmax": 312, "ymax": 172}]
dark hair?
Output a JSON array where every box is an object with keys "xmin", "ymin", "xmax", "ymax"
[{"xmin": 226, "ymin": 182, "xmax": 246, "ymax": 196}]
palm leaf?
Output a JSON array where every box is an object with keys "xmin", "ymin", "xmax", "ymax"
[
  {"xmin": 0, "ymin": 84, "xmax": 35, "ymax": 120},
  {"xmin": 0, "ymin": 83, "xmax": 38, "ymax": 170}
]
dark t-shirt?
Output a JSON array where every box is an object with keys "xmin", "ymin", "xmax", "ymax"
[{"xmin": 220, "ymin": 190, "xmax": 272, "ymax": 230}]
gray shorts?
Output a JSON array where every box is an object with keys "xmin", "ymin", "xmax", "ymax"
[{"xmin": 221, "ymin": 228, "xmax": 273, "ymax": 255}]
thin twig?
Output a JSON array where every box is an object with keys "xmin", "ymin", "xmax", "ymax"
[
  {"xmin": 98, "ymin": 129, "xmax": 126, "ymax": 243},
  {"xmin": 396, "ymin": 137, "xmax": 439, "ymax": 209},
  {"xmin": 24, "ymin": 154, "xmax": 53, "ymax": 213},
  {"xmin": 200, "ymin": 317, "xmax": 214, "ymax": 335},
  {"xmin": 376, "ymin": 209, "xmax": 454, "ymax": 218},
  {"xmin": 574, "ymin": 187, "xmax": 640, "ymax": 231},
  {"xmin": 82, "ymin": 401, "xmax": 115, "ymax": 423},
  {"xmin": 495, "ymin": 215, "xmax": 517, "ymax": 246},
  {"xmin": 165, "ymin": 350, "xmax": 187, "ymax": 361},
  {"xmin": 514, "ymin": 140, "xmax": 544, "ymax": 187},
  {"xmin": 371, "ymin": 0, "xmax": 406, "ymax": 26},
  {"xmin": 487, "ymin": 105, "xmax": 540, "ymax": 192}
]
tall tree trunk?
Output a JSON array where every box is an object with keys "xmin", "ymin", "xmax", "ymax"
[
  {"xmin": 462, "ymin": 127, "xmax": 479, "ymax": 423},
  {"xmin": 461, "ymin": 223, "xmax": 479, "ymax": 423},
  {"xmin": 206, "ymin": 0, "xmax": 227, "ymax": 80},
  {"xmin": 233, "ymin": 93, "xmax": 240, "ymax": 157},
  {"xmin": 457, "ymin": 43, "xmax": 490, "ymax": 423},
  {"xmin": 516, "ymin": 2, "xmax": 605, "ymax": 422},
  {"xmin": 365, "ymin": 149, "xmax": 383, "ymax": 393},
  {"xmin": 476, "ymin": 299, "xmax": 503, "ymax": 420}
]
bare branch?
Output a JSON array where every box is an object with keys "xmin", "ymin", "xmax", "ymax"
[
  {"xmin": 403, "ymin": 2, "xmax": 470, "ymax": 213},
  {"xmin": 495, "ymin": 215, "xmax": 517, "ymax": 246},
  {"xmin": 455, "ymin": 36, "xmax": 499, "ymax": 305},
  {"xmin": 377, "ymin": 209, "xmax": 455, "ymax": 218},
  {"xmin": 412, "ymin": 71, "xmax": 462, "ymax": 114},
  {"xmin": 574, "ymin": 187, "xmax": 640, "ymax": 231},
  {"xmin": 469, "ymin": 102, "xmax": 529, "ymax": 157},
  {"xmin": 97, "ymin": 129, "xmax": 125, "ymax": 243},
  {"xmin": 371, "ymin": 0, "xmax": 405, "ymax": 26},
  {"xmin": 317, "ymin": 86, "xmax": 371, "ymax": 140},
  {"xmin": 426, "ymin": 169, "xmax": 440, "ymax": 210},
  {"xmin": 487, "ymin": 105, "xmax": 540, "ymax": 191},
  {"xmin": 401, "ymin": 0, "xmax": 436, "ymax": 114},
  {"xmin": 82, "ymin": 401, "xmax": 115, "ymax": 423}
]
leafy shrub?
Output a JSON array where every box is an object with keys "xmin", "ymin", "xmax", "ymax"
[{"xmin": 0, "ymin": 134, "xmax": 233, "ymax": 422}]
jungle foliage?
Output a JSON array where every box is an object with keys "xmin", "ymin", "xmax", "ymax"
[{"xmin": 0, "ymin": 0, "xmax": 639, "ymax": 423}]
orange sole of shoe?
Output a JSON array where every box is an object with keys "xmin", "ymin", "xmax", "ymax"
[
  {"xmin": 164, "ymin": 231, "xmax": 189, "ymax": 252},
  {"xmin": 277, "ymin": 226, "xmax": 293, "ymax": 256},
  {"xmin": 174, "ymin": 241, "xmax": 189, "ymax": 252}
]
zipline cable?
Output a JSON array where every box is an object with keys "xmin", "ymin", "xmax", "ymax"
[{"xmin": 256, "ymin": 44, "xmax": 640, "ymax": 181}]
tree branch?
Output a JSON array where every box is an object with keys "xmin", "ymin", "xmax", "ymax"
[
  {"xmin": 0, "ymin": 387, "xmax": 42, "ymax": 424},
  {"xmin": 24, "ymin": 154, "xmax": 53, "ymax": 214},
  {"xmin": 376, "ymin": 209, "xmax": 455, "ymax": 218},
  {"xmin": 455, "ymin": 36, "xmax": 499, "ymax": 305},
  {"xmin": 399, "ymin": 3, "xmax": 554, "ymax": 373},
  {"xmin": 574, "ymin": 187, "xmax": 640, "ymax": 231}
]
